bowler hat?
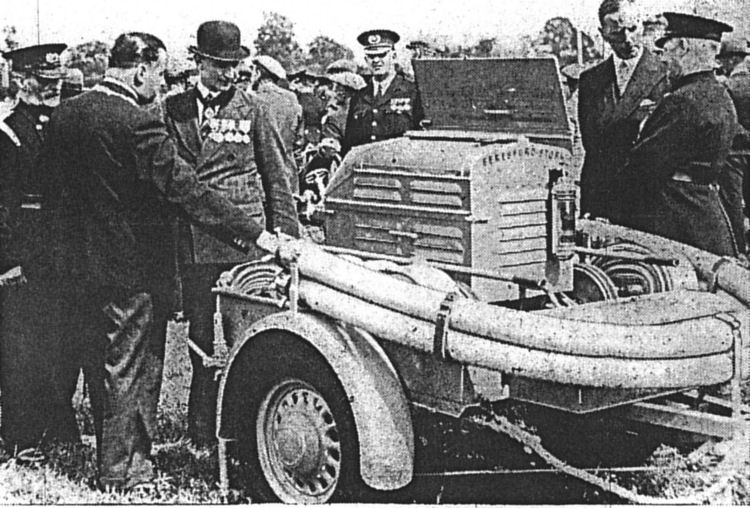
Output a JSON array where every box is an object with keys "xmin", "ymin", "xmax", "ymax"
[
  {"xmin": 655, "ymin": 12, "xmax": 733, "ymax": 48},
  {"xmin": 3, "ymin": 43, "xmax": 67, "ymax": 80},
  {"xmin": 357, "ymin": 29, "xmax": 400, "ymax": 55},
  {"xmin": 189, "ymin": 21, "xmax": 250, "ymax": 62}
]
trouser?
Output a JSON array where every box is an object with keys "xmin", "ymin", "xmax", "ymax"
[
  {"xmin": 0, "ymin": 264, "xmax": 79, "ymax": 450},
  {"xmin": 70, "ymin": 284, "xmax": 170, "ymax": 490},
  {"xmin": 181, "ymin": 263, "xmax": 232, "ymax": 445}
]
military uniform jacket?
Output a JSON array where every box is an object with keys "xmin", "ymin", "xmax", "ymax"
[
  {"xmin": 164, "ymin": 86, "xmax": 298, "ymax": 265},
  {"xmin": 0, "ymin": 101, "xmax": 54, "ymax": 268},
  {"xmin": 40, "ymin": 79, "xmax": 271, "ymax": 291},
  {"xmin": 620, "ymin": 71, "xmax": 740, "ymax": 256},
  {"xmin": 343, "ymin": 73, "xmax": 423, "ymax": 153},
  {"xmin": 578, "ymin": 49, "xmax": 668, "ymax": 222}
]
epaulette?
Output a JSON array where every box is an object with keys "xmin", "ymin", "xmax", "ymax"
[{"xmin": 0, "ymin": 121, "xmax": 21, "ymax": 147}]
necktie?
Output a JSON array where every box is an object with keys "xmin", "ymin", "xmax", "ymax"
[
  {"xmin": 199, "ymin": 92, "xmax": 224, "ymax": 137},
  {"xmin": 617, "ymin": 60, "xmax": 630, "ymax": 98}
]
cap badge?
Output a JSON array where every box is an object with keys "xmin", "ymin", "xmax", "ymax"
[
  {"xmin": 368, "ymin": 34, "xmax": 382, "ymax": 45},
  {"xmin": 45, "ymin": 53, "xmax": 60, "ymax": 65}
]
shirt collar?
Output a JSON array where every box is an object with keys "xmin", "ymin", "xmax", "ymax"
[
  {"xmin": 196, "ymin": 81, "xmax": 226, "ymax": 101},
  {"xmin": 373, "ymin": 73, "xmax": 396, "ymax": 95},
  {"xmin": 612, "ymin": 46, "xmax": 643, "ymax": 71}
]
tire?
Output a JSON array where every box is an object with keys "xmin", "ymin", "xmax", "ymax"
[{"xmin": 238, "ymin": 335, "xmax": 364, "ymax": 503}]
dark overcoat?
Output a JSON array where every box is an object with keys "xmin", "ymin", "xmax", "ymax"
[
  {"xmin": 620, "ymin": 71, "xmax": 740, "ymax": 257},
  {"xmin": 578, "ymin": 49, "xmax": 668, "ymax": 222},
  {"xmin": 0, "ymin": 101, "xmax": 79, "ymax": 448}
]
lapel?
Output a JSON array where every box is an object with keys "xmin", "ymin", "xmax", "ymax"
[
  {"xmin": 166, "ymin": 88, "xmax": 201, "ymax": 163},
  {"xmin": 360, "ymin": 82, "xmax": 375, "ymax": 108},
  {"xmin": 610, "ymin": 49, "xmax": 666, "ymax": 124}
]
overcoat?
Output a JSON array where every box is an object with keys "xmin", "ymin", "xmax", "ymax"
[{"xmin": 620, "ymin": 71, "xmax": 740, "ymax": 257}]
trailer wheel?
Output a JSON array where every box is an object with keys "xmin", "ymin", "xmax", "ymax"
[{"xmin": 239, "ymin": 339, "xmax": 363, "ymax": 503}]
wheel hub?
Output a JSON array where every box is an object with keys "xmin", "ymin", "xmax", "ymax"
[
  {"xmin": 257, "ymin": 380, "xmax": 343, "ymax": 503},
  {"xmin": 274, "ymin": 412, "xmax": 321, "ymax": 474}
]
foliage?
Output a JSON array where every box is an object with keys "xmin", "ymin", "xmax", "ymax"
[
  {"xmin": 305, "ymin": 35, "xmax": 353, "ymax": 73},
  {"xmin": 253, "ymin": 12, "xmax": 305, "ymax": 72},
  {"xmin": 64, "ymin": 40, "xmax": 110, "ymax": 87},
  {"xmin": 1, "ymin": 25, "xmax": 19, "ymax": 53},
  {"xmin": 532, "ymin": 17, "xmax": 601, "ymax": 66}
]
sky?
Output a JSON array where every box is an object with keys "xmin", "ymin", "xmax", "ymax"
[{"xmin": 5, "ymin": 0, "xmax": 749, "ymax": 60}]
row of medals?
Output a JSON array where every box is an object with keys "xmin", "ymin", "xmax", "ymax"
[{"xmin": 205, "ymin": 113, "xmax": 251, "ymax": 144}]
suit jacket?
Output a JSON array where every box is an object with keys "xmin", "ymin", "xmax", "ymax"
[
  {"xmin": 255, "ymin": 81, "xmax": 304, "ymax": 192},
  {"xmin": 40, "ymin": 79, "xmax": 270, "ymax": 291},
  {"xmin": 164, "ymin": 86, "xmax": 298, "ymax": 265},
  {"xmin": 343, "ymin": 73, "xmax": 423, "ymax": 153},
  {"xmin": 578, "ymin": 49, "xmax": 668, "ymax": 222},
  {"xmin": 620, "ymin": 71, "xmax": 739, "ymax": 256}
]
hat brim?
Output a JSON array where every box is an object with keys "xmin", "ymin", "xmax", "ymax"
[
  {"xmin": 31, "ymin": 68, "xmax": 66, "ymax": 80},
  {"xmin": 364, "ymin": 46, "xmax": 394, "ymax": 56},
  {"xmin": 188, "ymin": 45, "xmax": 250, "ymax": 63}
]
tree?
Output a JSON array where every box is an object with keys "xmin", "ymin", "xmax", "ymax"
[
  {"xmin": 65, "ymin": 40, "xmax": 110, "ymax": 87},
  {"xmin": 1, "ymin": 25, "xmax": 19, "ymax": 52},
  {"xmin": 253, "ymin": 12, "xmax": 305, "ymax": 71},
  {"xmin": 532, "ymin": 17, "xmax": 601, "ymax": 67},
  {"xmin": 305, "ymin": 36, "xmax": 353, "ymax": 73}
]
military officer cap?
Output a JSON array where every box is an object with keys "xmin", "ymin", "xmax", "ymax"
[
  {"xmin": 719, "ymin": 35, "xmax": 750, "ymax": 57},
  {"xmin": 357, "ymin": 29, "xmax": 400, "ymax": 55},
  {"xmin": 655, "ymin": 12, "xmax": 733, "ymax": 48},
  {"xmin": 327, "ymin": 71, "xmax": 366, "ymax": 91},
  {"xmin": 253, "ymin": 55, "xmax": 287, "ymax": 81},
  {"xmin": 3, "ymin": 43, "xmax": 67, "ymax": 80}
]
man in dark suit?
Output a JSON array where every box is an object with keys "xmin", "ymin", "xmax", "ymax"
[
  {"xmin": 0, "ymin": 43, "xmax": 81, "ymax": 449},
  {"xmin": 41, "ymin": 32, "xmax": 296, "ymax": 490},
  {"xmin": 163, "ymin": 21, "xmax": 299, "ymax": 446},
  {"xmin": 343, "ymin": 29, "xmax": 423, "ymax": 153},
  {"xmin": 578, "ymin": 0, "xmax": 669, "ymax": 223},
  {"xmin": 619, "ymin": 13, "xmax": 740, "ymax": 256}
]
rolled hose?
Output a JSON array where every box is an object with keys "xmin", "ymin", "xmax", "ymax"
[
  {"xmin": 283, "ymin": 241, "xmax": 737, "ymax": 388},
  {"xmin": 578, "ymin": 219, "xmax": 750, "ymax": 307}
]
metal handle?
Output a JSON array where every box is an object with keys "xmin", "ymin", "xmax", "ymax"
[
  {"xmin": 388, "ymin": 229, "xmax": 419, "ymax": 241},
  {"xmin": 483, "ymin": 109, "xmax": 512, "ymax": 116}
]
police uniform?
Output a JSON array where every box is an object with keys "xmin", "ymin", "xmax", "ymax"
[
  {"xmin": 0, "ymin": 44, "xmax": 81, "ymax": 449},
  {"xmin": 343, "ymin": 30, "xmax": 423, "ymax": 153},
  {"xmin": 620, "ymin": 13, "xmax": 741, "ymax": 257}
]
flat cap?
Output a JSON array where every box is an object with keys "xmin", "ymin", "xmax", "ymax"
[
  {"xmin": 327, "ymin": 71, "xmax": 366, "ymax": 91},
  {"xmin": 560, "ymin": 63, "xmax": 586, "ymax": 82},
  {"xmin": 253, "ymin": 55, "xmax": 287, "ymax": 81},
  {"xmin": 325, "ymin": 59, "xmax": 358, "ymax": 74},
  {"xmin": 655, "ymin": 12, "xmax": 733, "ymax": 48},
  {"xmin": 3, "ymin": 43, "xmax": 67, "ymax": 79},
  {"xmin": 357, "ymin": 29, "xmax": 400, "ymax": 55}
]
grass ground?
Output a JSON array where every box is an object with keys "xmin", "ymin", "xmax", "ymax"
[{"xmin": 0, "ymin": 320, "xmax": 749, "ymax": 504}]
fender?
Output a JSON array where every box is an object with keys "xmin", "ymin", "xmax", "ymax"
[{"xmin": 217, "ymin": 310, "xmax": 414, "ymax": 491}]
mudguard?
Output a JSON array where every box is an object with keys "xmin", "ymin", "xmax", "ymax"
[{"xmin": 216, "ymin": 310, "xmax": 414, "ymax": 491}]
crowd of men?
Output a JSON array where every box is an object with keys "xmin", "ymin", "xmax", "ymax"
[{"xmin": 0, "ymin": 0, "xmax": 747, "ymax": 493}]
